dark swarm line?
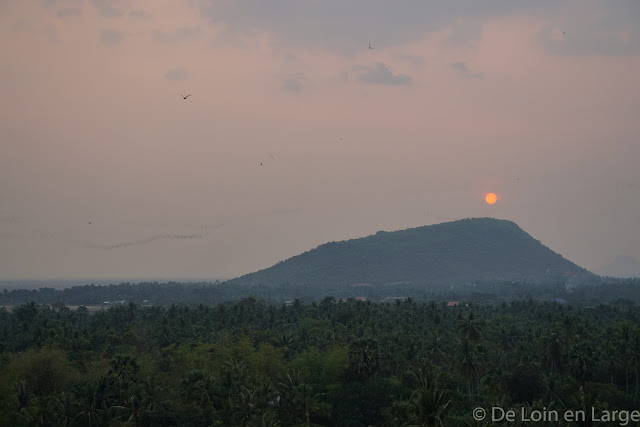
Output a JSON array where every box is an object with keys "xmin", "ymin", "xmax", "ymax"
[{"xmin": 92, "ymin": 232, "xmax": 209, "ymax": 250}]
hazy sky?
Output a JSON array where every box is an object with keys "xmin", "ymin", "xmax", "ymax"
[{"xmin": 1, "ymin": 0, "xmax": 639, "ymax": 280}]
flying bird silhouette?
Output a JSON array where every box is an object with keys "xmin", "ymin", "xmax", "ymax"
[
  {"xmin": 180, "ymin": 94, "xmax": 191, "ymax": 100},
  {"xmin": 267, "ymin": 153, "xmax": 275, "ymax": 160},
  {"xmin": 369, "ymin": 43, "xmax": 374, "ymax": 50}
]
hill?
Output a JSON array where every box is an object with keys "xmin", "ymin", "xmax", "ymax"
[{"xmin": 224, "ymin": 217, "xmax": 592, "ymax": 289}]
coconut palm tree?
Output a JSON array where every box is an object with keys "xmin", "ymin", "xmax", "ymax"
[
  {"xmin": 457, "ymin": 339, "xmax": 482, "ymax": 400},
  {"xmin": 348, "ymin": 338, "xmax": 380, "ymax": 381},
  {"xmin": 543, "ymin": 329, "xmax": 564, "ymax": 373}
]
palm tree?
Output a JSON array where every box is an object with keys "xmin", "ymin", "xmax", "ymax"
[
  {"xmin": 543, "ymin": 330, "xmax": 564, "ymax": 373},
  {"xmin": 627, "ymin": 331, "xmax": 640, "ymax": 404},
  {"xmin": 272, "ymin": 331, "xmax": 296, "ymax": 360},
  {"xmin": 14, "ymin": 380, "xmax": 38, "ymax": 424},
  {"xmin": 109, "ymin": 354, "xmax": 139, "ymax": 389},
  {"xmin": 348, "ymin": 338, "xmax": 380, "ymax": 381},
  {"xmin": 218, "ymin": 359, "xmax": 252, "ymax": 422},
  {"xmin": 48, "ymin": 391, "xmax": 78, "ymax": 426},
  {"xmin": 233, "ymin": 385, "xmax": 259, "ymax": 426},
  {"xmin": 404, "ymin": 384, "xmax": 451, "ymax": 427},
  {"xmin": 426, "ymin": 329, "xmax": 449, "ymax": 367},
  {"xmin": 74, "ymin": 385, "xmax": 107, "ymax": 427},
  {"xmin": 457, "ymin": 311, "xmax": 484, "ymax": 342},
  {"xmin": 278, "ymin": 370, "xmax": 323, "ymax": 426},
  {"xmin": 140, "ymin": 376, "xmax": 169, "ymax": 412},
  {"xmin": 568, "ymin": 341, "xmax": 598, "ymax": 392},
  {"xmin": 618, "ymin": 322, "xmax": 632, "ymax": 393},
  {"xmin": 457, "ymin": 339, "xmax": 482, "ymax": 400},
  {"xmin": 482, "ymin": 350, "xmax": 511, "ymax": 398},
  {"xmin": 181, "ymin": 370, "xmax": 218, "ymax": 408},
  {"xmin": 387, "ymin": 362, "xmax": 452, "ymax": 427},
  {"xmin": 110, "ymin": 383, "xmax": 144, "ymax": 423}
]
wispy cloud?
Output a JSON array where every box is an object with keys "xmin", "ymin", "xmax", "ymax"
[
  {"xmin": 45, "ymin": 24, "xmax": 61, "ymax": 44},
  {"xmin": 353, "ymin": 63, "xmax": 413, "ymax": 86},
  {"xmin": 196, "ymin": 1, "xmax": 560, "ymax": 54},
  {"xmin": 152, "ymin": 26, "xmax": 205, "ymax": 44},
  {"xmin": 451, "ymin": 61, "xmax": 483, "ymax": 79},
  {"xmin": 100, "ymin": 29, "xmax": 124, "ymax": 45},
  {"xmin": 537, "ymin": 23, "xmax": 640, "ymax": 56},
  {"xmin": 282, "ymin": 72, "xmax": 306, "ymax": 93},
  {"xmin": 445, "ymin": 19, "xmax": 483, "ymax": 46},
  {"xmin": 165, "ymin": 67, "xmax": 189, "ymax": 82},
  {"xmin": 92, "ymin": 0, "xmax": 122, "ymax": 18},
  {"xmin": 57, "ymin": 8, "xmax": 83, "ymax": 20},
  {"xmin": 391, "ymin": 53, "xmax": 426, "ymax": 68},
  {"xmin": 130, "ymin": 9, "xmax": 151, "ymax": 19}
]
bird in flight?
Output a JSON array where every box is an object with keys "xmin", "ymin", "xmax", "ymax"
[
  {"xmin": 180, "ymin": 94, "xmax": 191, "ymax": 100},
  {"xmin": 369, "ymin": 43, "xmax": 374, "ymax": 50},
  {"xmin": 89, "ymin": 222, "xmax": 92, "ymax": 225},
  {"xmin": 267, "ymin": 153, "xmax": 275, "ymax": 160}
]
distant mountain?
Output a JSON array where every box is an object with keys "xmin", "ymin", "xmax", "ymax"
[
  {"xmin": 596, "ymin": 255, "xmax": 640, "ymax": 278},
  {"xmin": 225, "ymin": 218, "xmax": 592, "ymax": 288}
]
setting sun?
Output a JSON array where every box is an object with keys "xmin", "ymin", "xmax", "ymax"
[{"xmin": 485, "ymin": 193, "xmax": 498, "ymax": 204}]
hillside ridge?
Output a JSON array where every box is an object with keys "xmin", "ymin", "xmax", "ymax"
[{"xmin": 224, "ymin": 217, "xmax": 592, "ymax": 288}]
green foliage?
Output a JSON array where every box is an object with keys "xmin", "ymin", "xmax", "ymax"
[
  {"xmin": 507, "ymin": 365, "xmax": 545, "ymax": 404},
  {"xmin": 0, "ymin": 297, "xmax": 639, "ymax": 425},
  {"xmin": 7, "ymin": 347, "xmax": 80, "ymax": 397}
]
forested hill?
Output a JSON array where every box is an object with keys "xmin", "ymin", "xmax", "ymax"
[{"xmin": 225, "ymin": 218, "xmax": 592, "ymax": 288}]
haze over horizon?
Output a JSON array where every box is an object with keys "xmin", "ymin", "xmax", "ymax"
[{"xmin": 1, "ymin": 1, "xmax": 639, "ymax": 280}]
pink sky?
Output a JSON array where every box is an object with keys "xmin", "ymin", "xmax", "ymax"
[{"xmin": 1, "ymin": 0, "xmax": 639, "ymax": 279}]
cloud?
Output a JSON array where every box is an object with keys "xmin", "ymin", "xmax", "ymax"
[
  {"xmin": 538, "ymin": 23, "xmax": 640, "ymax": 57},
  {"xmin": 91, "ymin": 232, "xmax": 210, "ymax": 250},
  {"xmin": 353, "ymin": 62, "xmax": 413, "ymax": 86},
  {"xmin": 165, "ymin": 67, "xmax": 189, "ymax": 82},
  {"xmin": 195, "ymin": 1, "xmax": 640, "ymax": 58},
  {"xmin": 538, "ymin": 1, "xmax": 640, "ymax": 56},
  {"xmin": 284, "ymin": 53, "xmax": 302, "ymax": 63},
  {"xmin": 451, "ymin": 61, "xmax": 483, "ymax": 79},
  {"xmin": 445, "ymin": 19, "xmax": 483, "ymax": 45},
  {"xmin": 391, "ymin": 53, "xmax": 426, "ymax": 67},
  {"xmin": 282, "ymin": 73, "xmax": 306, "ymax": 93},
  {"xmin": 129, "ymin": 9, "xmax": 151, "ymax": 19},
  {"xmin": 92, "ymin": 0, "xmax": 122, "ymax": 18},
  {"xmin": 196, "ymin": 1, "xmax": 558, "ymax": 54},
  {"xmin": 45, "ymin": 24, "xmax": 61, "ymax": 44},
  {"xmin": 100, "ymin": 28, "xmax": 123, "ymax": 45},
  {"xmin": 57, "ymin": 8, "xmax": 82, "ymax": 19},
  {"xmin": 152, "ymin": 26, "xmax": 205, "ymax": 44}
]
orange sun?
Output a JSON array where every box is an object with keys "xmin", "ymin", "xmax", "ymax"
[{"xmin": 485, "ymin": 193, "xmax": 497, "ymax": 204}]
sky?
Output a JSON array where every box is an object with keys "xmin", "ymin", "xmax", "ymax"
[{"xmin": 1, "ymin": 0, "xmax": 639, "ymax": 281}]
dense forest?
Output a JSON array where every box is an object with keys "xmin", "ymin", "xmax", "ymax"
[
  {"xmin": 1, "ymin": 295, "xmax": 640, "ymax": 426},
  {"xmin": 1, "ymin": 277, "xmax": 639, "ymax": 307}
]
